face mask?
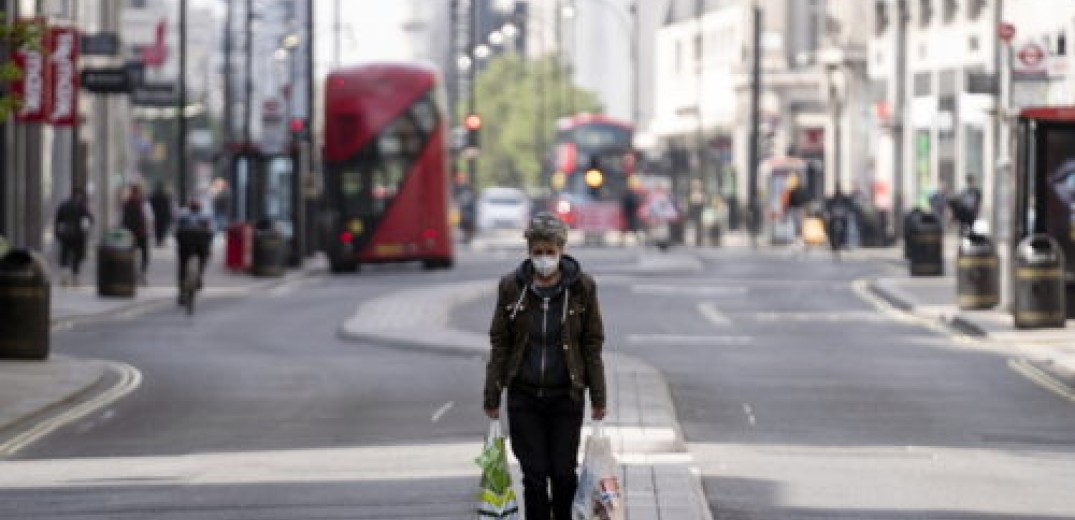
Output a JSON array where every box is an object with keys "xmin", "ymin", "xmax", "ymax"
[{"xmin": 531, "ymin": 255, "xmax": 559, "ymax": 278}]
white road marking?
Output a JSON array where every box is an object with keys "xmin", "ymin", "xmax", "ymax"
[
  {"xmin": 632, "ymin": 284, "xmax": 748, "ymax": 297},
  {"xmin": 627, "ymin": 334, "xmax": 753, "ymax": 346},
  {"xmin": 431, "ymin": 401, "xmax": 455, "ymax": 423},
  {"xmin": 1008, "ymin": 359, "xmax": 1075, "ymax": 403},
  {"xmin": 697, "ymin": 302, "xmax": 732, "ymax": 326},
  {"xmin": 748, "ymin": 311, "xmax": 889, "ymax": 323},
  {"xmin": 0, "ymin": 361, "xmax": 142, "ymax": 457},
  {"xmin": 742, "ymin": 403, "xmax": 757, "ymax": 426}
]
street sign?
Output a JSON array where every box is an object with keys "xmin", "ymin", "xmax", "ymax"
[
  {"xmin": 1013, "ymin": 42, "xmax": 1048, "ymax": 81},
  {"xmin": 130, "ymin": 82, "xmax": 178, "ymax": 107},
  {"xmin": 998, "ymin": 23, "xmax": 1016, "ymax": 43},
  {"xmin": 124, "ymin": 61, "xmax": 145, "ymax": 87},
  {"xmin": 81, "ymin": 67, "xmax": 131, "ymax": 94},
  {"xmin": 80, "ymin": 32, "xmax": 120, "ymax": 56}
]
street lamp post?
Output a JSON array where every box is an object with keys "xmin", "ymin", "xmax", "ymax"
[
  {"xmin": 823, "ymin": 59, "xmax": 846, "ymax": 191},
  {"xmin": 277, "ymin": 34, "xmax": 303, "ymax": 267}
]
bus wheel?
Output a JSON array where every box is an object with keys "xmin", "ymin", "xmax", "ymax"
[{"xmin": 422, "ymin": 258, "xmax": 453, "ymax": 270}]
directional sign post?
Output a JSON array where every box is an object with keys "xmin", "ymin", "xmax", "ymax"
[{"xmin": 81, "ymin": 67, "xmax": 131, "ymax": 94}]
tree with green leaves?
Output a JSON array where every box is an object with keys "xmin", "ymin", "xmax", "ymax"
[
  {"xmin": 461, "ymin": 53, "xmax": 602, "ymax": 191},
  {"xmin": 0, "ymin": 16, "xmax": 45, "ymax": 119}
]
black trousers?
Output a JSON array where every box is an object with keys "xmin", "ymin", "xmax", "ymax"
[
  {"xmin": 59, "ymin": 237, "xmax": 86, "ymax": 275},
  {"xmin": 177, "ymin": 247, "xmax": 208, "ymax": 291},
  {"xmin": 507, "ymin": 389, "xmax": 584, "ymax": 520}
]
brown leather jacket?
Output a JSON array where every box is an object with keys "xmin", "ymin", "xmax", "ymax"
[{"xmin": 483, "ymin": 258, "xmax": 606, "ymax": 410}]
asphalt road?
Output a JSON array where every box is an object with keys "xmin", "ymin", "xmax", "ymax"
[
  {"xmin": 4, "ymin": 243, "xmax": 1075, "ymax": 519},
  {"xmin": 1, "ymin": 256, "xmax": 506, "ymax": 519}
]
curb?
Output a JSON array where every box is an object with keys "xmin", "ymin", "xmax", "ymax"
[
  {"xmin": 50, "ymin": 263, "xmax": 325, "ymax": 331},
  {"xmin": 864, "ymin": 278, "xmax": 1075, "ymax": 402},
  {"xmin": 0, "ymin": 358, "xmax": 142, "ymax": 457}
]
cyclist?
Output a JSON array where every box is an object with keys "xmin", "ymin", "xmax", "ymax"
[{"xmin": 174, "ymin": 199, "xmax": 214, "ymax": 305}]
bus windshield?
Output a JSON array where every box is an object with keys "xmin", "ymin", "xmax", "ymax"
[{"xmin": 331, "ymin": 93, "xmax": 438, "ymax": 219}]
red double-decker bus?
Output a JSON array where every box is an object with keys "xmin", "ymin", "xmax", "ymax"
[
  {"xmin": 551, "ymin": 114, "xmax": 636, "ymax": 238},
  {"xmin": 320, "ymin": 63, "xmax": 453, "ymax": 272}
]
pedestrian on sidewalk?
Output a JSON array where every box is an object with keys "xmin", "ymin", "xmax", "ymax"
[
  {"xmin": 53, "ymin": 189, "xmax": 94, "ymax": 286},
  {"xmin": 484, "ymin": 211, "xmax": 607, "ymax": 520},
  {"xmin": 149, "ymin": 182, "xmax": 174, "ymax": 248},
  {"xmin": 121, "ymin": 183, "xmax": 153, "ymax": 284}
]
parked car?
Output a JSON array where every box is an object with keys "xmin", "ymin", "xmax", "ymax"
[{"xmin": 477, "ymin": 187, "xmax": 531, "ymax": 231}]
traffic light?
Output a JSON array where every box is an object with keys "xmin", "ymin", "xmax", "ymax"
[
  {"xmin": 289, "ymin": 117, "xmax": 309, "ymax": 141},
  {"xmin": 464, "ymin": 113, "xmax": 482, "ymax": 150},
  {"xmin": 585, "ymin": 165, "xmax": 604, "ymax": 198}
]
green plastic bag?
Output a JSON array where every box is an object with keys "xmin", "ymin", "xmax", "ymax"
[{"xmin": 476, "ymin": 421, "xmax": 519, "ymax": 519}]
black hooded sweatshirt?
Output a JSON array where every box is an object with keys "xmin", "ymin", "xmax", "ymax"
[{"xmin": 510, "ymin": 255, "xmax": 582, "ymax": 396}]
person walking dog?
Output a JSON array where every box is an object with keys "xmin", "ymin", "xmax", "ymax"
[{"xmin": 483, "ymin": 212, "xmax": 607, "ymax": 520}]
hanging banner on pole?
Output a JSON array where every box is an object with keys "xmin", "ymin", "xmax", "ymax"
[
  {"xmin": 45, "ymin": 26, "xmax": 80, "ymax": 126},
  {"xmin": 11, "ymin": 18, "xmax": 48, "ymax": 123}
]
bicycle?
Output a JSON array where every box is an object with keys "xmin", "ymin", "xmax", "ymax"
[{"xmin": 181, "ymin": 255, "xmax": 202, "ymax": 316}]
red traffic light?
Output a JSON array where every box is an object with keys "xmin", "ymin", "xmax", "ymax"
[
  {"xmin": 464, "ymin": 114, "xmax": 482, "ymax": 130},
  {"xmin": 289, "ymin": 118, "xmax": 306, "ymax": 133}
]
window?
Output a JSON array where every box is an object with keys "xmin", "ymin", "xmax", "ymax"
[
  {"xmin": 914, "ymin": 72, "xmax": 932, "ymax": 97},
  {"xmin": 943, "ymin": 0, "xmax": 958, "ymax": 24},
  {"xmin": 919, "ymin": 0, "xmax": 933, "ymax": 28},
  {"xmin": 334, "ymin": 92, "xmax": 437, "ymax": 219},
  {"xmin": 969, "ymin": 35, "xmax": 979, "ymax": 52},
  {"xmin": 967, "ymin": 0, "xmax": 987, "ymax": 20},
  {"xmin": 130, "ymin": 0, "xmax": 147, "ymax": 8},
  {"xmin": 875, "ymin": 1, "xmax": 889, "ymax": 36}
]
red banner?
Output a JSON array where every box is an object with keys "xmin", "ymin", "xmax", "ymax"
[
  {"xmin": 45, "ymin": 26, "xmax": 79, "ymax": 126},
  {"xmin": 11, "ymin": 18, "xmax": 47, "ymax": 123}
]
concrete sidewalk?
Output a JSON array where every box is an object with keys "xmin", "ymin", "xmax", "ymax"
[
  {"xmin": 340, "ymin": 274, "xmax": 713, "ymax": 519},
  {"xmin": 0, "ymin": 241, "xmax": 324, "ymax": 456},
  {"xmin": 868, "ymin": 274, "xmax": 1075, "ymax": 401}
]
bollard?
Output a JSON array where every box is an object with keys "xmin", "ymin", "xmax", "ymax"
[{"xmin": 0, "ymin": 249, "xmax": 51, "ymax": 360}]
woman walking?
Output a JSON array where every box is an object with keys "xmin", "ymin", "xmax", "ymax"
[{"xmin": 483, "ymin": 212, "xmax": 607, "ymax": 520}]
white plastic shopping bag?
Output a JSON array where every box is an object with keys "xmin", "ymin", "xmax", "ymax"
[
  {"xmin": 571, "ymin": 423, "xmax": 624, "ymax": 520},
  {"xmin": 475, "ymin": 421, "xmax": 519, "ymax": 519}
]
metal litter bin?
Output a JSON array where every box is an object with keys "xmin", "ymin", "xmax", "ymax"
[
  {"xmin": 0, "ymin": 249, "xmax": 50, "ymax": 360},
  {"xmin": 956, "ymin": 233, "xmax": 1000, "ymax": 310},
  {"xmin": 98, "ymin": 228, "xmax": 136, "ymax": 298},
  {"xmin": 907, "ymin": 212, "xmax": 943, "ymax": 276},
  {"xmin": 1012, "ymin": 235, "xmax": 1066, "ymax": 329},
  {"xmin": 250, "ymin": 219, "xmax": 285, "ymax": 277}
]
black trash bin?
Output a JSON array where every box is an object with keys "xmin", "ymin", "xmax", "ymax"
[
  {"xmin": 907, "ymin": 212, "xmax": 943, "ymax": 276},
  {"xmin": 97, "ymin": 228, "xmax": 136, "ymax": 298},
  {"xmin": 1012, "ymin": 235, "xmax": 1066, "ymax": 329},
  {"xmin": 0, "ymin": 249, "xmax": 50, "ymax": 360},
  {"xmin": 251, "ymin": 220, "xmax": 285, "ymax": 277},
  {"xmin": 903, "ymin": 208, "xmax": 925, "ymax": 260},
  {"xmin": 956, "ymin": 233, "xmax": 1000, "ymax": 310}
]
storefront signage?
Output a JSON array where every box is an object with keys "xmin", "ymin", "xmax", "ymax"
[
  {"xmin": 45, "ymin": 26, "xmax": 79, "ymax": 126},
  {"xmin": 11, "ymin": 18, "xmax": 48, "ymax": 122}
]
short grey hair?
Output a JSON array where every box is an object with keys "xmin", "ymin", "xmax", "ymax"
[{"xmin": 524, "ymin": 212, "xmax": 568, "ymax": 246}]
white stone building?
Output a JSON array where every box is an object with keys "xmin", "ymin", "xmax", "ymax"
[{"xmin": 869, "ymin": 0, "xmax": 1075, "ymax": 235}]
